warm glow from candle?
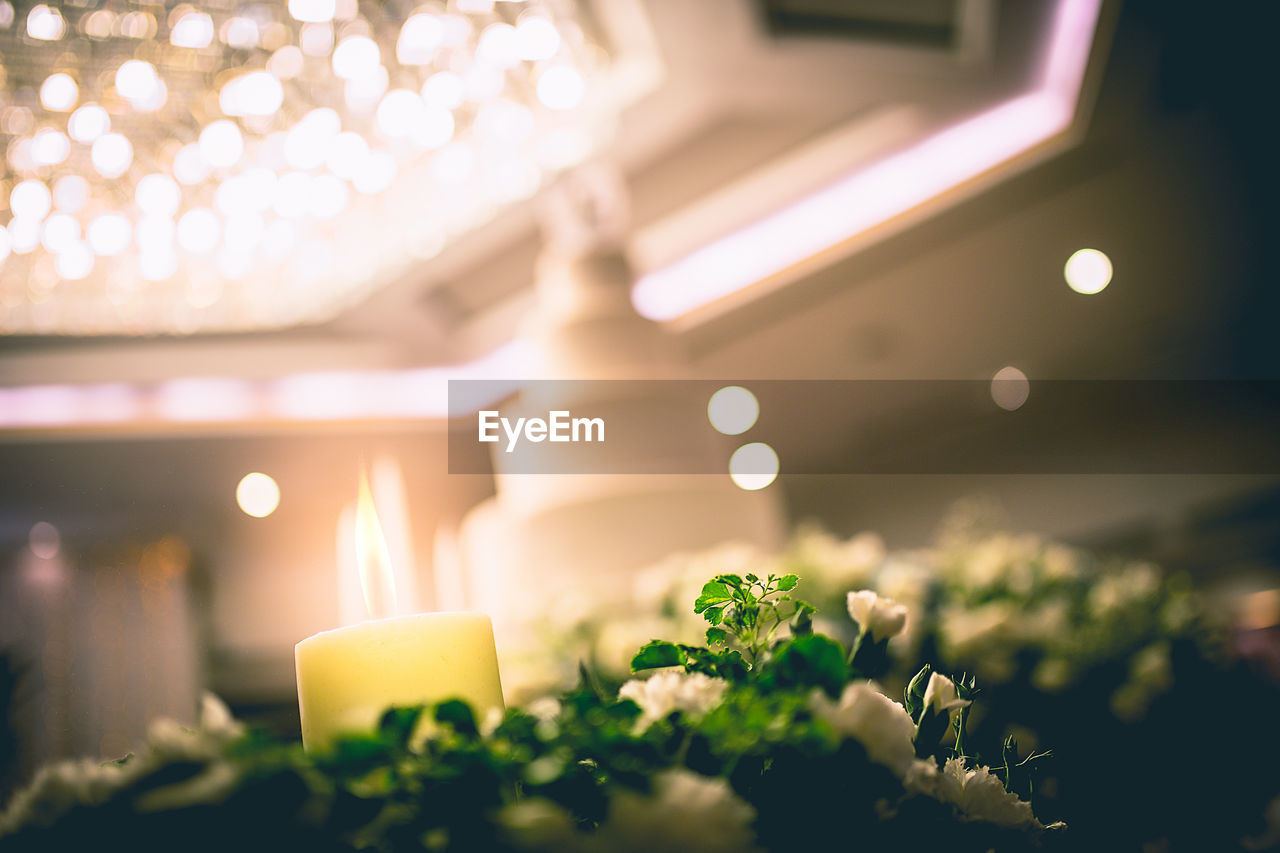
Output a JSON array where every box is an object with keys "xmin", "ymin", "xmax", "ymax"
[
  {"xmin": 355, "ymin": 468, "xmax": 398, "ymax": 620},
  {"xmin": 298, "ymin": 464, "xmax": 504, "ymax": 751}
]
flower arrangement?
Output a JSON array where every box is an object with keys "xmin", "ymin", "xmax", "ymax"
[
  {"xmin": 513, "ymin": 525, "xmax": 1214, "ymax": 719},
  {"xmin": 0, "ymin": 574, "xmax": 1064, "ymax": 852},
  {"xmin": 506, "ymin": 523, "xmax": 1280, "ymax": 851}
]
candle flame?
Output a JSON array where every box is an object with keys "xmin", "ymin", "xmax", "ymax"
[{"xmin": 355, "ymin": 465, "xmax": 398, "ymax": 619}]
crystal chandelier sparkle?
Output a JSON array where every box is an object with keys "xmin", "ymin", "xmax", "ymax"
[{"xmin": 0, "ymin": 0, "xmax": 625, "ymax": 335}]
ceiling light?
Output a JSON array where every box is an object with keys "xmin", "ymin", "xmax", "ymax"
[
  {"xmin": 52, "ymin": 176, "xmax": 89, "ymax": 213},
  {"xmin": 40, "ymin": 214, "xmax": 81, "ymax": 254},
  {"xmin": 288, "ymin": 0, "xmax": 335, "ymax": 24},
  {"xmin": 332, "ymin": 35, "xmax": 380, "ymax": 80},
  {"xmin": 54, "ymin": 242, "xmax": 95, "ymax": 280},
  {"xmin": 136, "ymin": 174, "xmax": 182, "ymax": 217},
  {"xmin": 537, "ymin": 65, "xmax": 585, "ymax": 110},
  {"xmin": 10, "ymin": 181, "xmax": 52, "ymax": 220},
  {"xmin": 200, "ymin": 120, "xmax": 244, "ymax": 169},
  {"xmin": 170, "ymin": 11, "xmax": 215, "ymax": 48},
  {"xmin": 67, "ymin": 104, "xmax": 110, "ymax": 143},
  {"xmin": 91, "ymin": 134, "xmax": 133, "ymax": 178},
  {"xmin": 26, "ymin": 5, "xmax": 64, "ymax": 40},
  {"xmin": 39, "ymin": 73, "xmax": 78, "ymax": 111},
  {"xmin": 87, "ymin": 214, "xmax": 133, "ymax": 256}
]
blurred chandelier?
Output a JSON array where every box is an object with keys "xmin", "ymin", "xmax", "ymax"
[{"xmin": 0, "ymin": 0, "xmax": 654, "ymax": 335}]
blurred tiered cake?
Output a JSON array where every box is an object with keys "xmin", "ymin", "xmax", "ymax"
[{"xmin": 445, "ymin": 168, "xmax": 784, "ymax": 643}]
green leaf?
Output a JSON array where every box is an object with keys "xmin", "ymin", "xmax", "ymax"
[
  {"xmin": 378, "ymin": 705, "xmax": 425, "ymax": 749},
  {"xmin": 681, "ymin": 646, "xmax": 749, "ymax": 681},
  {"xmin": 705, "ymin": 626, "xmax": 728, "ymax": 646},
  {"xmin": 694, "ymin": 582, "xmax": 733, "ymax": 613},
  {"xmin": 789, "ymin": 600, "xmax": 815, "ymax": 636},
  {"xmin": 776, "ymin": 574, "xmax": 798, "ymax": 591},
  {"xmin": 715, "ymin": 574, "xmax": 745, "ymax": 588},
  {"xmin": 434, "ymin": 698, "xmax": 478, "ymax": 736},
  {"xmin": 767, "ymin": 634, "xmax": 848, "ymax": 698},
  {"xmin": 631, "ymin": 640, "xmax": 687, "ymax": 671},
  {"xmin": 705, "ymin": 605, "xmax": 725, "ymax": 626},
  {"xmin": 720, "ymin": 650, "xmax": 748, "ymax": 680},
  {"xmin": 745, "ymin": 573, "xmax": 759, "ymax": 583},
  {"xmin": 325, "ymin": 732, "xmax": 393, "ymax": 769}
]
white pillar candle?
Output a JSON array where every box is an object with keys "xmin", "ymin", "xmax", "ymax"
[
  {"xmin": 295, "ymin": 611, "xmax": 503, "ymax": 751},
  {"xmin": 296, "ymin": 466, "xmax": 503, "ymax": 751}
]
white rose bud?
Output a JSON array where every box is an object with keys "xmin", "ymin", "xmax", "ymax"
[
  {"xmin": 846, "ymin": 590, "xmax": 908, "ymax": 642},
  {"xmin": 923, "ymin": 672, "xmax": 970, "ymax": 715}
]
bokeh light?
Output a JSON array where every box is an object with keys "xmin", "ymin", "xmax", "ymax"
[
  {"xmin": 729, "ymin": 442, "xmax": 779, "ymax": 491},
  {"xmin": 0, "ymin": 0, "xmax": 622, "ymax": 336},
  {"xmin": 991, "ymin": 366, "xmax": 1031, "ymax": 411},
  {"xmin": 39, "ymin": 73, "xmax": 79, "ymax": 111},
  {"xmin": 708, "ymin": 386, "xmax": 760, "ymax": 436},
  {"xmin": 1064, "ymin": 248, "xmax": 1112, "ymax": 294},
  {"xmin": 28, "ymin": 521, "xmax": 61, "ymax": 559},
  {"xmin": 537, "ymin": 65, "xmax": 586, "ymax": 110},
  {"xmin": 236, "ymin": 472, "xmax": 281, "ymax": 518}
]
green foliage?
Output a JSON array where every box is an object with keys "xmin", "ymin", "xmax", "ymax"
[
  {"xmin": 759, "ymin": 634, "xmax": 847, "ymax": 698},
  {"xmin": 630, "ymin": 640, "xmax": 685, "ymax": 671},
  {"xmin": 0, "ymin": 571, "xmax": 1058, "ymax": 853},
  {"xmin": 379, "ymin": 705, "xmax": 425, "ymax": 749}
]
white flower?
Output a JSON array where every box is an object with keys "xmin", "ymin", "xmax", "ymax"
[
  {"xmin": 198, "ymin": 692, "xmax": 244, "ymax": 741},
  {"xmin": 903, "ymin": 757, "xmax": 940, "ymax": 792},
  {"xmin": 618, "ymin": 671, "xmax": 729, "ymax": 731},
  {"xmin": 926, "ymin": 757, "xmax": 1039, "ymax": 830},
  {"xmin": 134, "ymin": 761, "xmax": 240, "ymax": 813},
  {"xmin": 0, "ymin": 759, "xmax": 131, "ymax": 833},
  {"xmin": 589, "ymin": 769, "xmax": 760, "ymax": 853},
  {"xmin": 938, "ymin": 601, "xmax": 1013, "ymax": 657},
  {"xmin": 145, "ymin": 717, "xmax": 224, "ymax": 763},
  {"xmin": 875, "ymin": 559, "xmax": 930, "ymax": 608},
  {"xmin": 808, "ymin": 682, "xmax": 916, "ymax": 778},
  {"xmin": 497, "ymin": 798, "xmax": 580, "ymax": 852},
  {"xmin": 525, "ymin": 696, "xmax": 562, "ymax": 722},
  {"xmin": 963, "ymin": 535, "xmax": 1016, "ymax": 587},
  {"xmin": 1020, "ymin": 599, "xmax": 1069, "ymax": 643},
  {"xmin": 846, "ymin": 590, "xmax": 908, "ymax": 642},
  {"xmin": 1041, "ymin": 543, "xmax": 1082, "ymax": 581},
  {"xmin": 922, "ymin": 673, "xmax": 970, "ymax": 715},
  {"xmin": 790, "ymin": 528, "xmax": 884, "ymax": 589}
]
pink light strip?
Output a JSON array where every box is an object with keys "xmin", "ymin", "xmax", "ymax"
[
  {"xmin": 0, "ymin": 339, "xmax": 532, "ymax": 429},
  {"xmin": 631, "ymin": 0, "xmax": 1102, "ymax": 322}
]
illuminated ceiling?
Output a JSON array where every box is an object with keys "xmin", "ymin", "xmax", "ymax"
[
  {"xmin": 0, "ymin": 0, "xmax": 658, "ymax": 335},
  {"xmin": 0, "ymin": 0, "xmax": 1117, "ymax": 430}
]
